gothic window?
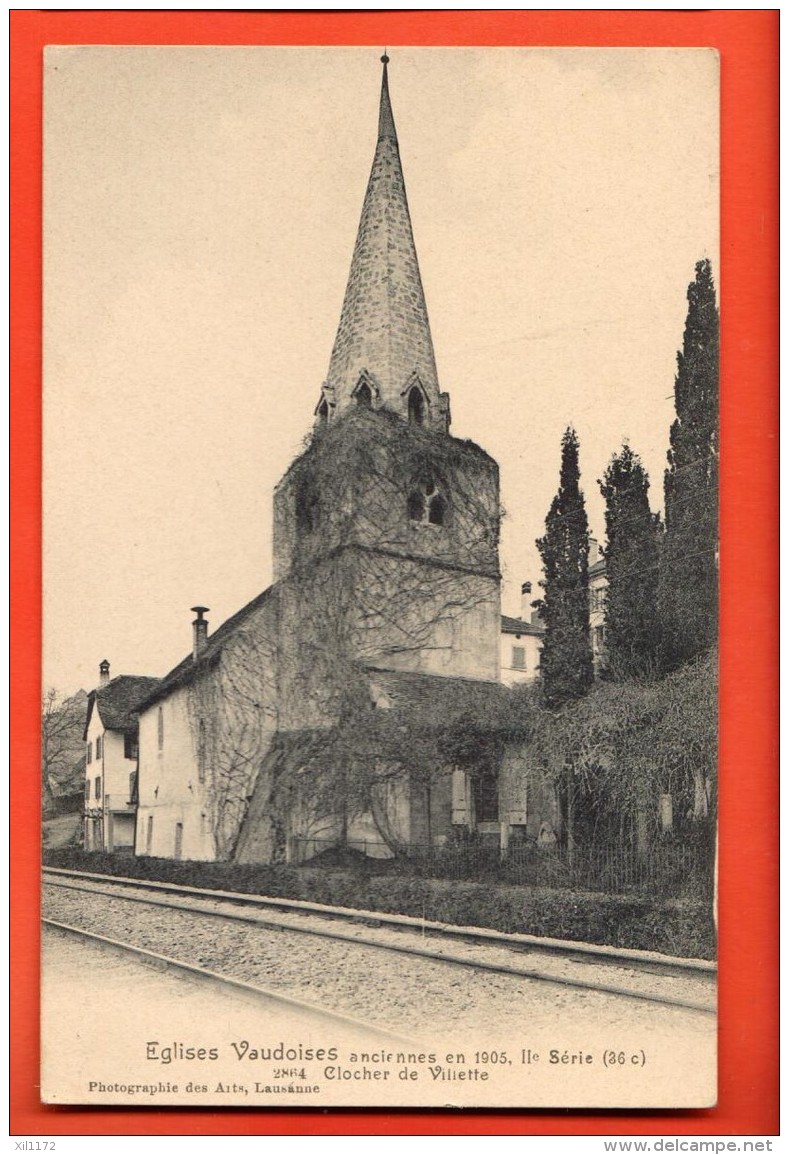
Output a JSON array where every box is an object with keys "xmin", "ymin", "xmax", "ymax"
[
  {"xmin": 407, "ymin": 491, "xmax": 425, "ymax": 521},
  {"xmin": 317, "ymin": 398, "xmax": 329, "ymax": 425},
  {"xmin": 428, "ymin": 493, "xmax": 446, "ymax": 526},
  {"xmin": 407, "ymin": 385, "xmax": 425, "ymax": 426},
  {"xmin": 356, "ymin": 381, "xmax": 373, "ymax": 408},
  {"xmin": 408, "ymin": 478, "xmax": 447, "ymax": 527}
]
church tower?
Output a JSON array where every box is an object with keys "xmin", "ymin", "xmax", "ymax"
[{"xmin": 273, "ymin": 57, "xmax": 501, "ymax": 730}]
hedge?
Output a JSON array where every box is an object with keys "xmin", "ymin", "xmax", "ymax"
[{"xmin": 43, "ymin": 847, "xmax": 715, "ymax": 960}]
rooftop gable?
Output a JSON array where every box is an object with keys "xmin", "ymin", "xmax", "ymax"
[{"xmin": 84, "ymin": 675, "xmax": 161, "ymax": 739}]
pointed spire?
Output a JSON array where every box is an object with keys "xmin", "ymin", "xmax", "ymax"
[
  {"xmin": 378, "ymin": 53, "xmax": 397, "ymax": 142},
  {"xmin": 322, "ymin": 56, "xmax": 450, "ymax": 431}
]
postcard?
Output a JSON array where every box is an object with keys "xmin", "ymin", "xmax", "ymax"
[{"xmin": 40, "ymin": 45, "xmax": 719, "ymax": 1110}]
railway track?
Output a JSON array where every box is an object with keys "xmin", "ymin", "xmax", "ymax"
[
  {"xmin": 43, "ymin": 867, "xmax": 716, "ymax": 1016},
  {"xmin": 43, "ymin": 918, "xmax": 417, "ymax": 1043}
]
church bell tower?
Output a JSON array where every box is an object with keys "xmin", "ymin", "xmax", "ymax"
[{"xmin": 273, "ymin": 57, "xmax": 501, "ymax": 729}]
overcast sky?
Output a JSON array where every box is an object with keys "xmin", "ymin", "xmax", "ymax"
[{"xmin": 43, "ymin": 46, "xmax": 718, "ymax": 694}]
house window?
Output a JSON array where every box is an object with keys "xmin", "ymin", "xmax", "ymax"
[
  {"xmin": 590, "ymin": 586, "xmax": 607, "ymax": 613},
  {"xmin": 86, "ymin": 744, "xmax": 92, "ymax": 765},
  {"xmin": 408, "ymin": 479, "xmax": 447, "ymax": 527},
  {"xmin": 95, "ymin": 735, "xmax": 102, "ymax": 759},
  {"xmin": 129, "ymin": 771, "xmax": 137, "ymax": 801},
  {"xmin": 472, "ymin": 773, "xmax": 498, "ymax": 823},
  {"xmin": 94, "ymin": 775, "xmax": 101, "ymax": 801},
  {"xmin": 124, "ymin": 733, "xmax": 138, "ymax": 760},
  {"xmin": 197, "ymin": 719, "xmax": 206, "ymax": 783},
  {"xmin": 512, "ymin": 645, "xmax": 526, "ymax": 670},
  {"xmin": 407, "ymin": 386, "xmax": 425, "ymax": 426},
  {"xmin": 157, "ymin": 706, "xmax": 164, "ymax": 750}
]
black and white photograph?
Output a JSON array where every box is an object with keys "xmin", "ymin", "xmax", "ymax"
[{"xmin": 41, "ymin": 46, "xmax": 719, "ymax": 1108}]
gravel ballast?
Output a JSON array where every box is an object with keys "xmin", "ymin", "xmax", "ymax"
[{"xmin": 44, "ymin": 881, "xmax": 715, "ymax": 1042}]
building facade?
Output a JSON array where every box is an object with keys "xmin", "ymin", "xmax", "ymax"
[
  {"xmin": 588, "ymin": 543, "xmax": 608, "ymax": 671},
  {"xmin": 82, "ymin": 662, "xmax": 159, "ymax": 852}
]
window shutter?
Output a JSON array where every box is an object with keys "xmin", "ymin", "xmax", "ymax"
[
  {"xmin": 451, "ymin": 769, "xmax": 468, "ymax": 825},
  {"xmin": 508, "ymin": 774, "xmax": 528, "ymax": 825}
]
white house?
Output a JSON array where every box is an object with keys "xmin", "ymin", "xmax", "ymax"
[
  {"xmin": 588, "ymin": 543, "xmax": 608, "ymax": 670},
  {"xmin": 82, "ymin": 661, "xmax": 159, "ymax": 852},
  {"xmin": 500, "ymin": 582, "xmax": 544, "ymax": 686}
]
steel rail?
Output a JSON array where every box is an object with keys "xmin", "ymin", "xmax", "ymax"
[
  {"xmin": 43, "ymin": 918, "xmax": 418, "ymax": 1044},
  {"xmin": 42, "ymin": 866, "xmax": 716, "ymax": 978},
  {"xmin": 44, "ymin": 874, "xmax": 716, "ymax": 1015}
]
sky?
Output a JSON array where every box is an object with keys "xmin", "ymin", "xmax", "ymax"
[{"xmin": 43, "ymin": 46, "xmax": 718, "ymax": 695}]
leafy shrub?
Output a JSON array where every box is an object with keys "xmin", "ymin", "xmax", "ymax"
[{"xmin": 43, "ymin": 847, "xmax": 714, "ymax": 958}]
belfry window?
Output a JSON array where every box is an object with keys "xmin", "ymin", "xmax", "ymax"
[
  {"xmin": 407, "ymin": 386, "xmax": 425, "ymax": 426},
  {"xmin": 408, "ymin": 479, "xmax": 447, "ymax": 527},
  {"xmin": 317, "ymin": 398, "xmax": 329, "ymax": 425},
  {"xmin": 407, "ymin": 491, "xmax": 425, "ymax": 521},
  {"xmin": 356, "ymin": 381, "xmax": 373, "ymax": 409},
  {"xmin": 428, "ymin": 493, "xmax": 446, "ymax": 525}
]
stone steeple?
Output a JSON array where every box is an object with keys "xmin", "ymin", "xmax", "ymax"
[{"xmin": 317, "ymin": 56, "xmax": 450, "ymax": 432}]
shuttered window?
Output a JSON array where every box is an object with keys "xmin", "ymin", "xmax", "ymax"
[{"xmin": 451, "ymin": 770, "xmax": 468, "ymax": 825}]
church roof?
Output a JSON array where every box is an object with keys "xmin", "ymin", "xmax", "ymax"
[
  {"xmin": 135, "ymin": 587, "xmax": 275, "ymax": 712},
  {"xmin": 365, "ymin": 666, "xmax": 512, "ymax": 729},
  {"xmin": 325, "ymin": 57, "xmax": 441, "ymax": 416}
]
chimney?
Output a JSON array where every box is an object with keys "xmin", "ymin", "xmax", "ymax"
[
  {"xmin": 520, "ymin": 581, "xmax": 532, "ymax": 621},
  {"xmin": 99, "ymin": 659, "xmax": 110, "ymax": 687},
  {"xmin": 191, "ymin": 607, "xmax": 210, "ymax": 661},
  {"xmin": 589, "ymin": 537, "xmax": 600, "ymax": 562}
]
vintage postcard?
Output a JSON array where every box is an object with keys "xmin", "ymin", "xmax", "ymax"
[{"xmin": 41, "ymin": 45, "xmax": 719, "ymax": 1110}]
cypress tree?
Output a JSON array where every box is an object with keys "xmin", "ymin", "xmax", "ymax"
[
  {"xmin": 536, "ymin": 427, "xmax": 594, "ymax": 708},
  {"xmin": 599, "ymin": 443, "xmax": 662, "ymax": 680},
  {"xmin": 658, "ymin": 259, "xmax": 719, "ymax": 671}
]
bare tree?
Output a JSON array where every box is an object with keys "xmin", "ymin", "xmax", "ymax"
[{"xmin": 41, "ymin": 687, "xmax": 86, "ymax": 796}]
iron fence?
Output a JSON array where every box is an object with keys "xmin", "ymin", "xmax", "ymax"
[{"xmin": 290, "ymin": 833, "xmax": 714, "ymax": 898}]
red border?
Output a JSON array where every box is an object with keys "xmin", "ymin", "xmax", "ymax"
[{"xmin": 11, "ymin": 10, "xmax": 778, "ymax": 1137}]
